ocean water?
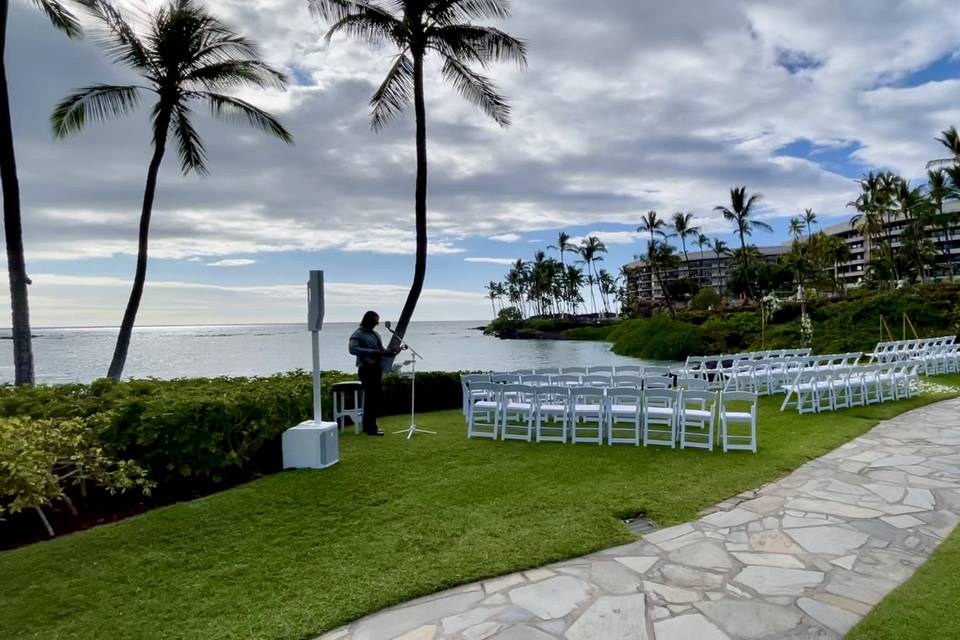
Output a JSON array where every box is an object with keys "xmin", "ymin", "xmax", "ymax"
[{"xmin": 0, "ymin": 321, "xmax": 651, "ymax": 385}]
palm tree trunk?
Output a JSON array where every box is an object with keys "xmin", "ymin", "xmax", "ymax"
[
  {"xmin": 106, "ymin": 114, "xmax": 169, "ymax": 380},
  {"xmin": 738, "ymin": 232, "xmax": 754, "ymax": 299},
  {"xmin": 0, "ymin": 2, "xmax": 35, "ymax": 386},
  {"xmin": 389, "ymin": 49, "xmax": 428, "ymax": 350}
]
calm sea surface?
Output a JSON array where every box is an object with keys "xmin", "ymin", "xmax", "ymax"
[{"xmin": 0, "ymin": 321, "xmax": 653, "ymax": 385}]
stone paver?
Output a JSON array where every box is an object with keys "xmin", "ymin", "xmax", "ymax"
[{"xmin": 315, "ymin": 399, "xmax": 960, "ymax": 640}]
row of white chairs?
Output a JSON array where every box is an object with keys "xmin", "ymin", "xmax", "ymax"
[
  {"xmin": 504, "ymin": 364, "xmax": 672, "ymax": 377},
  {"xmin": 466, "ymin": 384, "xmax": 758, "ymax": 452},
  {"xmin": 915, "ymin": 345, "xmax": 960, "ymax": 376},
  {"xmin": 869, "ymin": 336, "xmax": 956, "ymax": 363},
  {"xmin": 721, "ymin": 353, "xmax": 864, "ymax": 395},
  {"xmin": 780, "ymin": 361, "xmax": 921, "ymax": 414}
]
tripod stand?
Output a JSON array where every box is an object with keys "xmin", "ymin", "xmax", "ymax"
[{"xmin": 385, "ymin": 323, "xmax": 435, "ymax": 439}]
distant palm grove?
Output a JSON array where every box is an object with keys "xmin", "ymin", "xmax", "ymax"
[{"xmin": 485, "ymin": 127, "xmax": 960, "ymax": 322}]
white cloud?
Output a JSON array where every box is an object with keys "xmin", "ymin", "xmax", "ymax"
[
  {"xmin": 489, "ymin": 233, "xmax": 522, "ymax": 242},
  {"xmin": 463, "ymin": 257, "xmax": 518, "ymax": 265},
  {"xmin": 207, "ymin": 259, "xmax": 257, "ymax": 267}
]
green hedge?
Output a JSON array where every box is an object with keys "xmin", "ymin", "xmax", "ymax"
[{"xmin": 0, "ymin": 371, "xmax": 465, "ymax": 496}]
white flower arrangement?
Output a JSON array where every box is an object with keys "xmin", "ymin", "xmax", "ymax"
[{"xmin": 800, "ymin": 311, "xmax": 813, "ymax": 347}]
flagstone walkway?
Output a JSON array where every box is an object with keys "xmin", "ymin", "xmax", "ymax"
[{"xmin": 318, "ymin": 399, "xmax": 960, "ymax": 640}]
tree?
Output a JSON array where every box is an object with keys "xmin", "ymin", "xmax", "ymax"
[
  {"xmin": 484, "ymin": 281, "xmax": 499, "ymax": 317},
  {"xmin": 695, "ymin": 232, "xmax": 710, "ymax": 284},
  {"xmin": 671, "ymin": 211, "xmax": 699, "ymax": 278},
  {"xmin": 310, "ymin": 0, "xmax": 526, "ymax": 351},
  {"xmin": 563, "ymin": 264, "xmax": 584, "ymax": 314},
  {"xmin": 928, "ymin": 126, "xmax": 960, "ymax": 168},
  {"xmin": 709, "ymin": 237, "xmax": 729, "ymax": 296},
  {"xmin": 1, "ymin": 0, "xmax": 84, "ymax": 385},
  {"xmin": 638, "ymin": 210, "xmax": 669, "ymax": 245},
  {"xmin": 548, "ymin": 231, "xmax": 574, "ymax": 312},
  {"xmin": 788, "ymin": 217, "xmax": 804, "ymax": 242},
  {"xmin": 53, "ymin": 0, "xmax": 293, "ymax": 380},
  {"xmin": 578, "ymin": 236, "xmax": 607, "ymax": 316},
  {"xmin": 714, "ymin": 186, "xmax": 772, "ymax": 299},
  {"xmin": 802, "ymin": 208, "xmax": 817, "ymax": 240},
  {"xmin": 644, "ymin": 239, "xmax": 680, "ymax": 316}
]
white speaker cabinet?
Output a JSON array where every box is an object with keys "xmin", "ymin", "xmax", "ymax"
[{"xmin": 282, "ymin": 420, "xmax": 339, "ymax": 469}]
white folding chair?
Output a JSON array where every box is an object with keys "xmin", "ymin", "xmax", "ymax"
[
  {"xmin": 582, "ymin": 374, "xmax": 611, "ymax": 388},
  {"xmin": 780, "ymin": 369, "xmax": 818, "ymax": 414},
  {"xmin": 535, "ymin": 385, "xmax": 570, "ymax": 443},
  {"xmin": 679, "ymin": 390, "xmax": 717, "ymax": 450},
  {"xmin": 719, "ymin": 391, "xmax": 758, "ymax": 453},
  {"xmin": 467, "ymin": 382, "xmax": 501, "ymax": 439},
  {"xmin": 570, "ymin": 387, "xmax": 605, "ymax": 444},
  {"xmin": 491, "ymin": 372, "xmax": 520, "ymax": 384},
  {"xmin": 461, "ymin": 373, "xmax": 490, "ymax": 416},
  {"xmin": 642, "ymin": 375, "xmax": 672, "ymax": 390},
  {"xmin": 642, "ymin": 388, "xmax": 678, "ymax": 448},
  {"xmin": 521, "ymin": 373, "xmax": 551, "ymax": 386},
  {"xmin": 612, "ymin": 374, "xmax": 641, "ymax": 388},
  {"xmin": 642, "ymin": 365, "xmax": 671, "ymax": 377},
  {"xmin": 501, "ymin": 384, "xmax": 536, "ymax": 442},
  {"xmin": 676, "ymin": 377, "xmax": 708, "ymax": 391},
  {"xmin": 606, "ymin": 386, "xmax": 642, "ymax": 446},
  {"xmin": 554, "ymin": 373, "xmax": 582, "ymax": 387}
]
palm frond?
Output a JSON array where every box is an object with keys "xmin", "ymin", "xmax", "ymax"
[
  {"xmin": 185, "ymin": 60, "xmax": 287, "ymax": 90},
  {"xmin": 51, "ymin": 84, "xmax": 144, "ymax": 138},
  {"xmin": 369, "ymin": 53, "xmax": 414, "ymax": 131},
  {"xmin": 171, "ymin": 105, "xmax": 208, "ymax": 175},
  {"xmin": 751, "ymin": 220, "xmax": 774, "ymax": 233},
  {"xmin": 427, "ymin": 24, "xmax": 527, "ymax": 69},
  {"xmin": 307, "ymin": 0, "xmax": 394, "ymax": 24},
  {"xmin": 79, "ymin": 0, "xmax": 156, "ymax": 74},
  {"xmin": 193, "ymin": 92, "xmax": 293, "ymax": 143},
  {"xmin": 440, "ymin": 57, "xmax": 510, "ymax": 126},
  {"xmin": 325, "ymin": 11, "xmax": 403, "ymax": 47},
  {"xmin": 429, "ymin": 0, "xmax": 512, "ymax": 24},
  {"xmin": 32, "ymin": 0, "xmax": 82, "ymax": 38}
]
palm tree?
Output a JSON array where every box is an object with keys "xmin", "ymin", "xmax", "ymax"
[
  {"xmin": 644, "ymin": 239, "xmax": 680, "ymax": 316},
  {"xmin": 53, "ymin": 0, "xmax": 292, "ymax": 380},
  {"xmin": 564, "ymin": 265, "xmax": 584, "ymax": 314},
  {"xmin": 695, "ymin": 232, "xmax": 710, "ymax": 284},
  {"xmin": 638, "ymin": 210, "xmax": 669, "ymax": 245},
  {"xmin": 485, "ymin": 281, "xmax": 499, "ymax": 317},
  {"xmin": 578, "ymin": 236, "xmax": 607, "ymax": 316},
  {"xmin": 1, "ymin": 0, "xmax": 83, "ymax": 385},
  {"xmin": 788, "ymin": 217, "xmax": 804, "ymax": 243},
  {"xmin": 671, "ymin": 211, "xmax": 699, "ymax": 279},
  {"xmin": 598, "ymin": 268, "xmax": 616, "ymax": 315},
  {"xmin": 714, "ymin": 186, "xmax": 772, "ymax": 299},
  {"xmin": 802, "ymin": 208, "xmax": 817, "ymax": 240},
  {"xmin": 928, "ymin": 126, "xmax": 960, "ymax": 168},
  {"xmin": 310, "ymin": 0, "xmax": 526, "ymax": 349},
  {"xmin": 710, "ymin": 238, "xmax": 729, "ymax": 296},
  {"xmin": 548, "ymin": 231, "xmax": 573, "ymax": 311}
]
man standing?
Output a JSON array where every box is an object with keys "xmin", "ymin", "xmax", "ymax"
[{"xmin": 348, "ymin": 311, "xmax": 399, "ymax": 436}]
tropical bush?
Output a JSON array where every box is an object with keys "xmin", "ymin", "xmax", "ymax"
[
  {"xmin": 691, "ymin": 287, "xmax": 722, "ymax": 311},
  {"xmin": 0, "ymin": 371, "xmax": 465, "ymax": 498},
  {"xmin": 0, "ymin": 416, "xmax": 152, "ymax": 536},
  {"xmin": 484, "ymin": 306, "xmax": 524, "ymax": 336}
]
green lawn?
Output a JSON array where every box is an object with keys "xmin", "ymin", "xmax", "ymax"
[
  {"xmin": 2, "ymin": 378, "xmax": 960, "ymax": 640},
  {"xmin": 847, "ymin": 523, "xmax": 960, "ymax": 640}
]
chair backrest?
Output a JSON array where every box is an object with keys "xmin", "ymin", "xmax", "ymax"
[
  {"xmin": 681, "ymin": 389, "xmax": 717, "ymax": 409},
  {"xmin": 513, "ymin": 369, "xmax": 534, "ymax": 376},
  {"xmin": 491, "ymin": 372, "xmax": 520, "ymax": 384},
  {"xmin": 501, "ymin": 384, "xmax": 535, "ymax": 402},
  {"xmin": 462, "ymin": 374, "xmax": 489, "ymax": 385},
  {"xmin": 676, "ymin": 377, "xmax": 708, "ymax": 390},
  {"xmin": 607, "ymin": 386, "xmax": 641, "ymax": 406},
  {"xmin": 644, "ymin": 388, "xmax": 678, "ymax": 408},
  {"xmin": 588, "ymin": 365, "xmax": 613, "ymax": 374},
  {"xmin": 570, "ymin": 386, "xmax": 605, "ymax": 404},
  {"xmin": 534, "ymin": 385, "xmax": 569, "ymax": 405},
  {"xmin": 582, "ymin": 374, "xmax": 611, "ymax": 387},
  {"xmin": 615, "ymin": 365, "xmax": 643, "ymax": 374},
  {"xmin": 562, "ymin": 366, "xmax": 587, "ymax": 375},
  {"xmin": 535, "ymin": 367, "xmax": 560, "ymax": 375},
  {"xmin": 720, "ymin": 391, "xmax": 757, "ymax": 415},
  {"xmin": 554, "ymin": 374, "xmax": 582, "ymax": 386},
  {"xmin": 643, "ymin": 365, "xmax": 670, "ymax": 376},
  {"xmin": 469, "ymin": 381, "xmax": 501, "ymax": 400},
  {"xmin": 642, "ymin": 375, "xmax": 673, "ymax": 390},
  {"xmin": 612, "ymin": 375, "xmax": 641, "ymax": 388},
  {"xmin": 521, "ymin": 374, "xmax": 551, "ymax": 386}
]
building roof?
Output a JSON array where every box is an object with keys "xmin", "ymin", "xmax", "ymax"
[{"xmin": 626, "ymin": 245, "xmax": 790, "ymax": 270}]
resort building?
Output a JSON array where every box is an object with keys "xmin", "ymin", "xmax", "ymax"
[{"xmin": 625, "ymin": 200, "xmax": 960, "ymax": 301}]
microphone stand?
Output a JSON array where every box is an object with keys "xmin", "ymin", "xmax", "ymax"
[{"xmin": 384, "ymin": 323, "xmax": 435, "ymax": 439}]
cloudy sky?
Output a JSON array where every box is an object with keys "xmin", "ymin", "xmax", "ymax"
[{"xmin": 5, "ymin": 0, "xmax": 960, "ymax": 326}]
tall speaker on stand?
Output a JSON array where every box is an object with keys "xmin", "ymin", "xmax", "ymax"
[{"xmin": 282, "ymin": 270, "xmax": 340, "ymax": 469}]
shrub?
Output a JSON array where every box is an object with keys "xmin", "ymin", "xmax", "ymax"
[
  {"xmin": 691, "ymin": 287, "xmax": 721, "ymax": 311},
  {"xmin": 484, "ymin": 307, "xmax": 523, "ymax": 336},
  {"xmin": 0, "ymin": 416, "xmax": 153, "ymax": 536},
  {"xmin": 604, "ymin": 317, "xmax": 705, "ymax": 361},
  {"xmin": 0, "ymin": 371, "xmax": 467, "ymax": 497}
]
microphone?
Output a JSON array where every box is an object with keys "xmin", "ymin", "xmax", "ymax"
[{"xmin": 383, "ymin": 320, "xmax": 398, "ymax": 335}]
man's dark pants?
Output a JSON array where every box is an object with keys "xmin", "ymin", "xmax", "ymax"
[{"xmin": 358, "ymin": 363, "xmax": 382, "ymax": 433}]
